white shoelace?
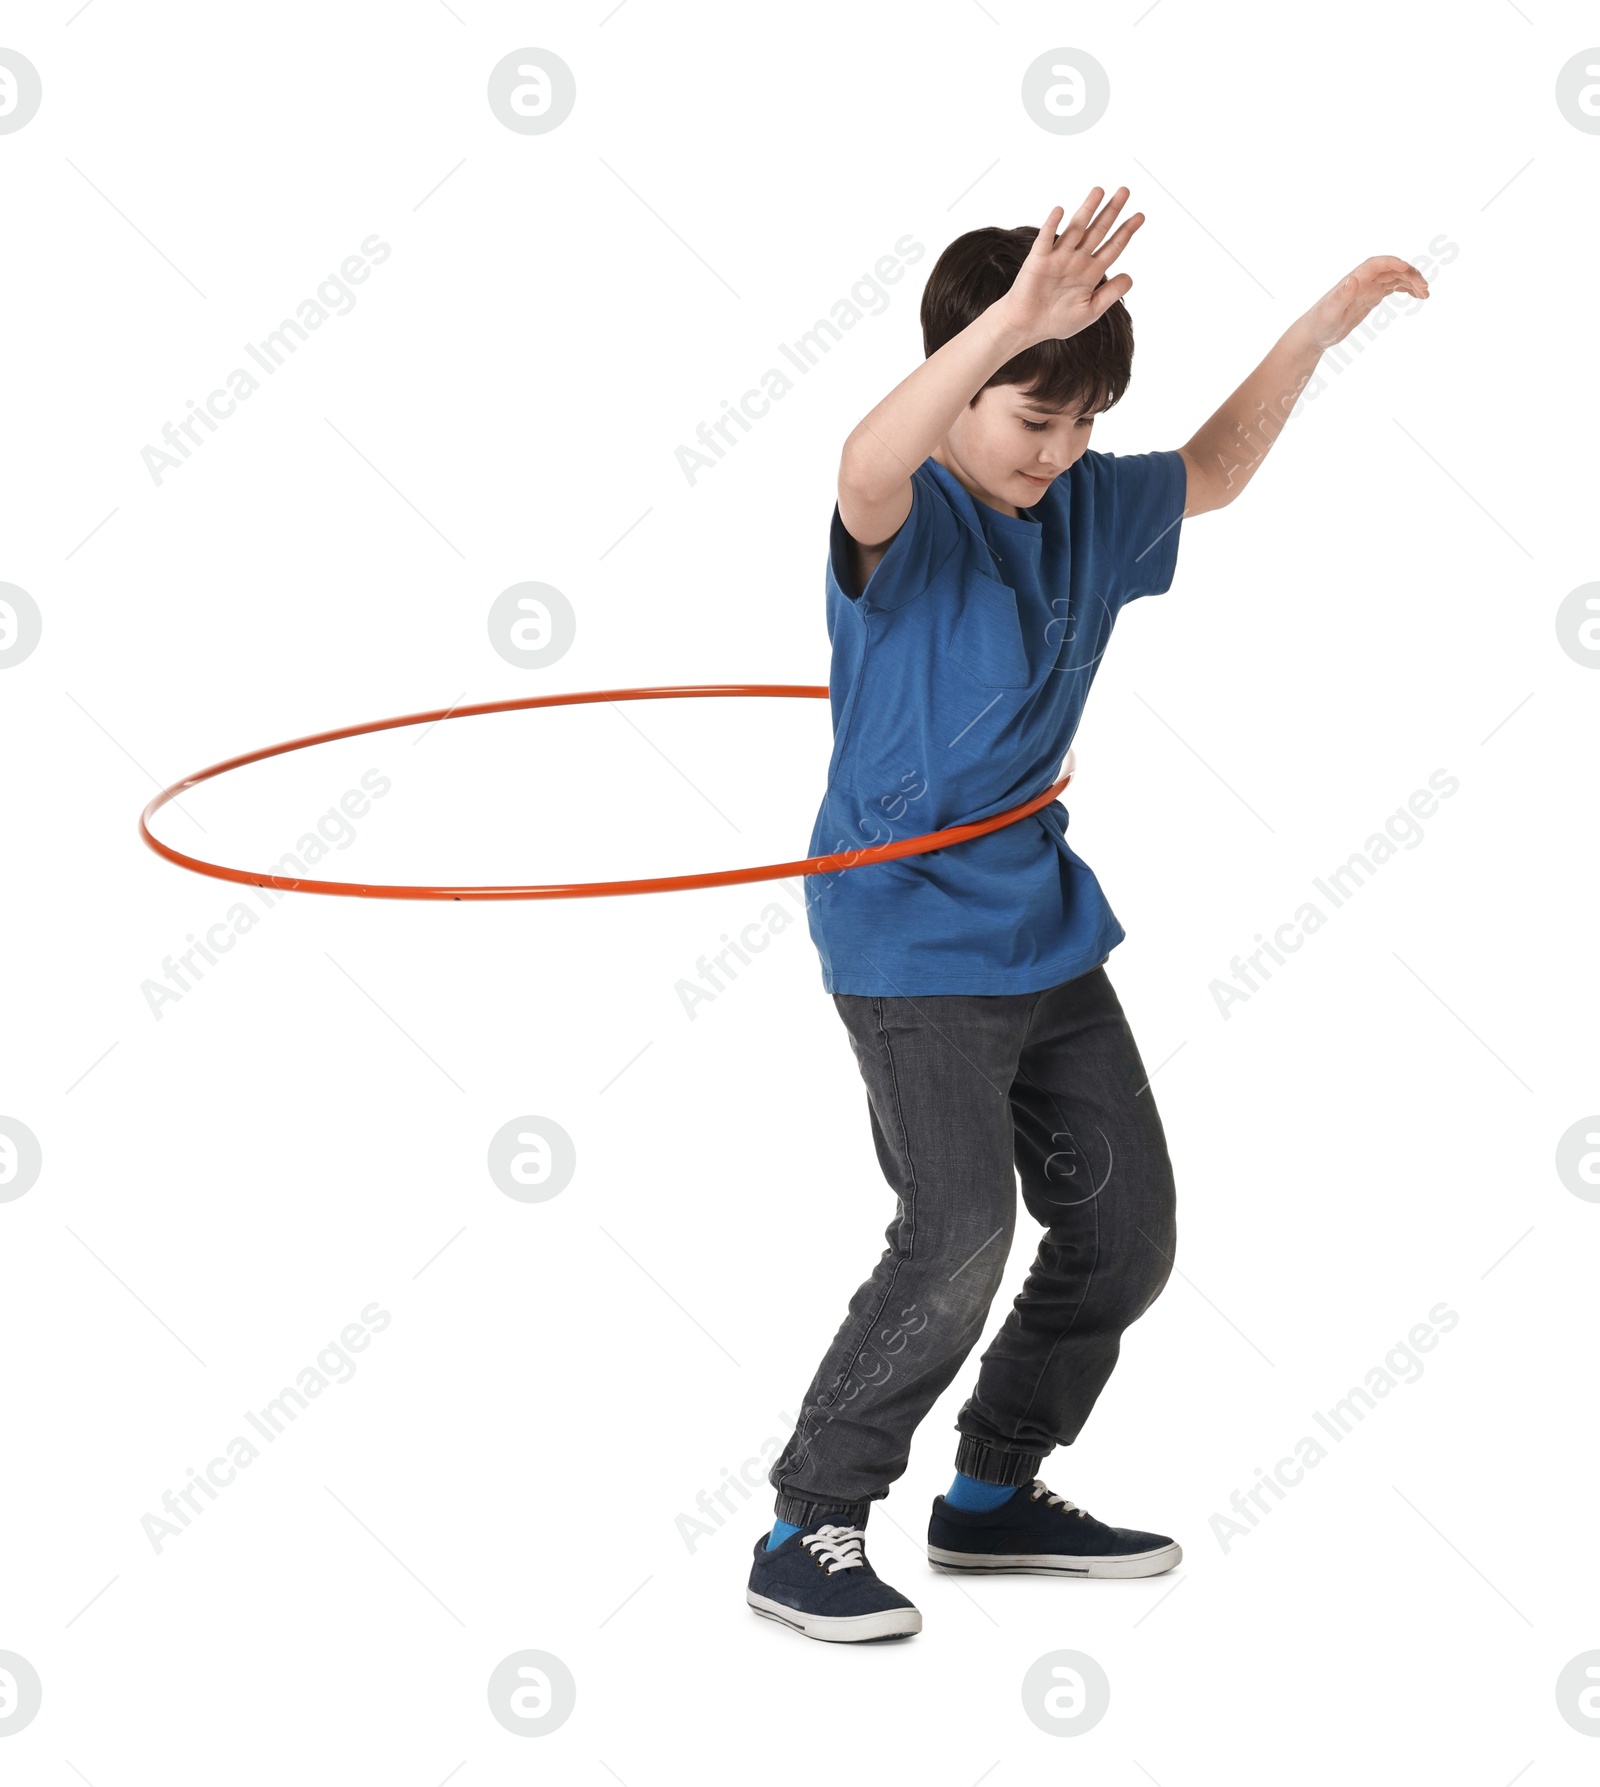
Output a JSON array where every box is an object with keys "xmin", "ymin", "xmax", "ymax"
[
  {"xmin": 1028, "ymin": 1480, "xmax": 1087, "ymax": 1517},
  {"xmin": 802, "ymin": 1524, "xmax": 868, "ymax": 1572}
]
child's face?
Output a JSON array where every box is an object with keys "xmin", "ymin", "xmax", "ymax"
[{"xmin": 938, "ymin": 383, "xmax": 1099, "ymax": 514}]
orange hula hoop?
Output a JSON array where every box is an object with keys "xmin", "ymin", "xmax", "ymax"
[{"xmin": 138, "ymin": 685, "xmax": 1075, "ymax": 902}]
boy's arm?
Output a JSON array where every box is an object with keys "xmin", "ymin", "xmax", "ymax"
[
  {"xmin": 838, "ymin": 188, "xmax": 1145, "ymax": 581},
  {"xmin": 1177, "ymin": 255, "xmax": 1431, "ymax": 517}
]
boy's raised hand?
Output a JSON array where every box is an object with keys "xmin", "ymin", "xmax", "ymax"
[
  {"xmin": 1301, "ymin": 255, "xmax": 1430, "ymax": 349},
  {"xmin": 993, "ymin": 189, "xmax": 1145, "ymax": 348}
]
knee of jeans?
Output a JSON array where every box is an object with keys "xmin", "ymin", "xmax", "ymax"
[
  {"xmin": 1128, "ymin": 1212, "xmax": 1176, "ymax": 1311},
  {"xmin": 880, "ymin": 1260, "xmax": 998, "ymax": 1355},
  {"xmin": 938, "ymin": 1251, "xmax": 1008, "ymax": 1333}
]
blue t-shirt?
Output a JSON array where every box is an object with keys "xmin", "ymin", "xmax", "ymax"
[{"xmin": 804, "ymin": 449, "xmax": 1186, "ymax": 996}]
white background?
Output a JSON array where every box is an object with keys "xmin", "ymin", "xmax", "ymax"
[{"xmin": 2, "ymin": 1, "xmax": 1597, "ymax": 1779}]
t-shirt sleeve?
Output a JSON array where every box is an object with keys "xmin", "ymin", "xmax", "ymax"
[
  {"xmin": 1083, "ymin": 447, "xmax": 1188, "ymax": 608},
  {"xmin": 828, "ymin": 463, "xmax": 965, "ymax": 614}
]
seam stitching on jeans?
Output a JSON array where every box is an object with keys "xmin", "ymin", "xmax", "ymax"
[
  {"xmin": 779, "ymin": 996, "xmax": 915, "ymax": 1499},
  {"xmin": 1011, "ymin": 1086, "xmax": 1103, "ymax": 1436},
  {"xmin": 876, "ymin": 995, "xmax": 921, "ymax": 1265},
  {"xmin": 1005, "ymin": 979, "xmax": 1163, "ymax": 1444}
]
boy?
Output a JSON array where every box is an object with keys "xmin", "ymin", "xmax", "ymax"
[{"xmin": 746, "ymin": 188, "xmax": 1429, "ymax": 1643}]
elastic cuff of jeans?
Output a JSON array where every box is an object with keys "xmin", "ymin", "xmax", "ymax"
[
  {"xmin": 953, "ymin": 1435, "xmax": 1046, "ymax": 1488},
  {"xmin": 773, "ymin": 1490, "xmax": 873, "ymax": 1529}
]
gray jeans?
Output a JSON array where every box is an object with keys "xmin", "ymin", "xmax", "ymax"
[{"xmin": 769, "ymin": 966, "xmax": 1177, "ymax": 1529}]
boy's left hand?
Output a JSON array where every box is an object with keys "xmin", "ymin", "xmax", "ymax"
[{"xmin": 1300, "ymin": 255, "xmax": 1430, "ymax": 350}]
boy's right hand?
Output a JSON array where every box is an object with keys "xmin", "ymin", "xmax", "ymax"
[
  {"xmin": 835, "ymin": 186, "xmax": 1143, "ymax": 579},
  {"xmin": 992, "ymin": 189, "xmax": 1145, "ymax": 349}
]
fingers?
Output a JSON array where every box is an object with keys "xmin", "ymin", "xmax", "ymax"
[
  {"xmin": 1089, "ymin": 272, "xmax": 1133, "ymax": 321},
  {"xmin": 1321, "ymin": 259, "xmax": 1428, "ymax": 316},
  {"xmin": 1364, "ymin": 268, "xmax": 1428, "ymax": 300},
  {"xmin": 1028, "ymin": 204, "xmax": 1067, "ymax": 259},
  {"xmin": 1362, "ymin": 253, "xmax": 1422, "ymax": 276},
  {"xmin": 1092, "ymin": 210, "xmax": 1145, "ymax": 268},
  {"xmin": 1039, "ymin": 186, "xmax": 1135, "ymax": 258},
  {"xmin": 1081, "ymin": 186, "xmax": 1131, "ymax": 254},
  {"xmin": 1063, "ymin": 188, "xmax": 1104, "ymax": 240},
  {"xmin": 1033, "ymin": 186, "xmax": 1145, "ymax": 280},
  {"xmin": 1355, "ymin": 253, "xmax": 1430, "ymax": 297}
]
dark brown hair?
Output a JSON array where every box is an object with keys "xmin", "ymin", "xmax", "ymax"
[{"xmin": 920, "ymin": 224, "xmax": 1134, "ymax": 414}]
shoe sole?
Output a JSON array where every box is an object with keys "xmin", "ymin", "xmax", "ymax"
[
  {"xmin": 926, "ymin": 1540, "xmax": 1182, "ymax": 1579},
  {"xmin": 745, "ymin": 1589, "xmax": 922, "ymax": 1642}
]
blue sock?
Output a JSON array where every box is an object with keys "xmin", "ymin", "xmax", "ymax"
[
  {"xmin": 944, "ymin": 1471, "xmax": 1019, "ymax": 1513},
  {"xmin": 765, "ymin": 1518, "xmax": 802, "ymax": 1551}
]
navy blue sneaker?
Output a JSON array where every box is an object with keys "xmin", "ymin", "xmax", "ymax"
[
  {"xmin": 747, "ymin": 1521, "xmax": 922, "ymax": 1642},
  {"xmin": 928, "ymin": 1480, "xmax": 1181, "ymax": 1578}
]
